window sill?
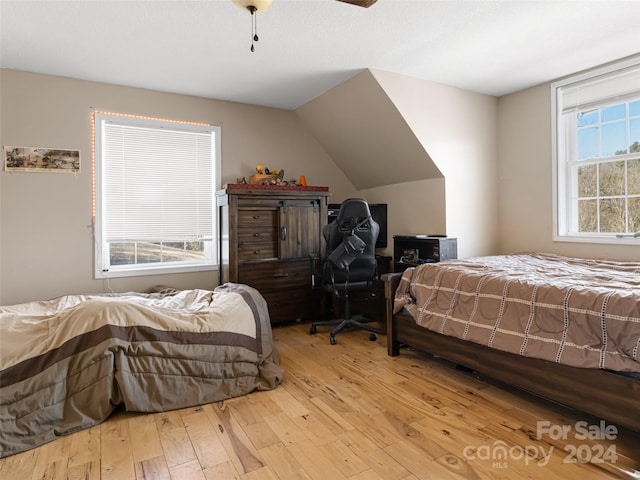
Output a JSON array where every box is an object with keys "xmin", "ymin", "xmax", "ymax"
[
  {"xmin": 553, "ymin": 234, "xmax": 640, "ymax": 246},
  {"xmin": 95, "ymin": 263, "xmax": 218, "ymax": 279}
]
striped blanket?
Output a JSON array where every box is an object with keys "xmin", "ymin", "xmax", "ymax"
[
  {"xmin": 0, "ymin": 283, "xmax": 283, "ymax": 458},
  {"xmin": 394, "ymin": 253, "xmax": 640, "ymax": 373}
]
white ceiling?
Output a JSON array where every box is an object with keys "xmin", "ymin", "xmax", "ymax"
[{"xmin": 1, "ymin": 0, "xmax": 639, "ymax": 110}]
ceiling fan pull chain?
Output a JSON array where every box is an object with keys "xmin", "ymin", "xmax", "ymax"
[
  {"xmin": 249, "ymin": 5, "xmax": 257, "ymax": 52},
  {"xmin": 254, "ymin": 10, "xmax": 259, "ymax": 42}
]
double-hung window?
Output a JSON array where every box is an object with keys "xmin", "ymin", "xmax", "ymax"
[
  {"xmin": 552, "ymin": 57, "xmax": 640, "ymax": 243},
  {"xmin": 92, "ymin": 112, "xmax": 221, "ymax": 278}
]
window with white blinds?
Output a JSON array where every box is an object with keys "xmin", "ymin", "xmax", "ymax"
[
  {"xmin": 552, "ymin": 56, "xmax": 640, "ymax": 244},
  {"xmin": 93, "ymin": 112, "xmax": 220, "ymax": 278}
]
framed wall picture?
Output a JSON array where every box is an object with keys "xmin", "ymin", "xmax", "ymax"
[{"xmin": 4, "ymin": 146, "xmax": 80, "ymax": 173}]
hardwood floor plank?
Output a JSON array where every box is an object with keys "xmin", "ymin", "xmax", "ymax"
[
  {"xmin": 0, "ymin": 447, "xmax": 38, "ymax": 480},
  {"xmin": 67, "ymin": 426, "xmax": 101, "ymax": 468},
  {"xmin": 67, "ymin": 460, "xmax": 101, "ymax": 480},
  {"xmin": 168, "ymin": 459, "xmax": 207, "ymax": 480},
  {"xmin": 257, "ymin": 442, "xmax": 312, "ymax": 480},
  {"xmin": 130, "ymin": 415, "xmax": 165, "ymax": 463},
  {"xmin": 203, "ymin": 459, "xmax": 241, "ymax": 480},
  {"xmin": 262, "ymin": 411, "xmax": 311, "ymax": 446},
  {"xmin": 336, "ymin": 430, "xmax": 410, "ymax": 479},
  {"xmin": 228, "ymin": 391, "xmax": 282, "ymax": 427},
  {"xmin": 316, "ymin": 439, "xmax": 369, "ymax": 477},
  {"xmin": 240, "ymin": 465, "xmax": 279, "ymax": 480},
  {"xmin": 285, "ymin": 439, "xmax": 348, "ymax": 480},
  {"xmin": 240, "ymin": 420, "xmax": 281, "ymax": 451},
  {"xmin": 180, "ymin": 409, "xmax": 229, "ymax": 470},
  {"xmin": 340, "ymin": 412, "xmax": 401, "ymax": 449},
  {"xmin": 134, "ymin": 455, "xmax": 171, "ymax": 480},
  {"xmin": 101, "ymin": 415, "xmax": 135, "ymax": 480},
  {"xmin": 205, "ymin": 403, "xmax": 265, "ymax": 474},
  {"xmin": 156, "ymin": 420, "xmax": 198, "ymax": 469}
]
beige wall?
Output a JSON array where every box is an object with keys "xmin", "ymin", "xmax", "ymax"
[
  {"xmin": 370, "ymin": 70, "xmax": 500, "ymax": 259},
  {"xmin": 4, "ymin": 65, "xmax": 633, "ymax": 305},
  {"xmin": 0, "ymin": 69, "xmax": 356, "ymax": 305},
  {"xmin": 497, "ymin": 84, "xmax": 640, "ymax": 262}
]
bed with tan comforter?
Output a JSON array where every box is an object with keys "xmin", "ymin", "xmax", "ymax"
[
  {"xmin": 385, "ymin": 253, "xmax": 640, "ymax": 432},
  {"xmin": 393, "ymin": 253, "xmax": 640, "ymax": 373},
  {"xmin": 0, "ymin": 283, "xmax": 283, "ymax": 458}
]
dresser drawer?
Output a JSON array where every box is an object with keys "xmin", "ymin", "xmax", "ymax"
[
  {"xmin": 237, "ymin": 209, "xmax": 278, "ymax": 260},
  {"xmin": 238, "ymin": 238, "xmax": 277, "ymax": 260},
  {"xmin": 238, "ymin": 260, "xmax": 311, "ymax": 291},
  {"xmin": 261, "ymin": 287, "xmax": 319, "ymax": 324},
  {"xmin": 238, "ymin": 209, "xmax": 278, "ymax": 227}
]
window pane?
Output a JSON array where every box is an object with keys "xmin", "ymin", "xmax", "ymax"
[
  {"xmin": 163, "ymin": 242, "xmax": 186, "ymax": 261},
  {"xmin": 599, "ymin": 161, "xmax": 625, "ymax": 196},
  {"xmin": 629, "ymin": 159, "xmax": 640, "ymax": 195},
  {"xmin": 137, "ymin": 242, "xmax": 162, "ymax": 264},
  {"xmin": 578, "ymin": 199, "xmax": 598, "ymax": 232},
  {"xmin": 110, "ymin": 242, "xmax": 135, "ymax": 266},
  {"xmin": 629, "ymin": 197, "xmax": 640, "ymax": 232},
  {"xmin": 630, "ymin": 118, "xmax": 640, "ymax": 152},
  {"xmin": 186, "ymin": 241, "xmax": 206, "ymax": 260},
  {"xmin": 630, "ymin": 100, "xmax": 640, "ymax": 117},
  {"xmin": 577, "ymin": 164, "xmax": 597, "ymax": 197},
  {"xmin": 577, "ymin": 110, "xmax": 598, "ymax": 127},
  {"xmin": 578, "ymin": 126, "xmax": 599, "ymax": 159},
  {"xmin": 599, "ymin": 198, "xmax": 625, "ymax": 233},
  {"xmin": 601, "ymin": 121, "xmax": 627, "ymax": 156},
  {"xmin": 601, "ymin": 103, "xmax": 626, "ymax": 122}
]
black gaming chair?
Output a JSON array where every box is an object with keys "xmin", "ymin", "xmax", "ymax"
[{"xmin": 309, "ymin": 198, "xmax": 382, "ymax": 344}]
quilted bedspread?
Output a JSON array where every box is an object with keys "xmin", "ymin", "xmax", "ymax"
[
  {"xmin": 394, "ymin": 253, "xmax": 640, "ymax": 373},
  {"xmin": 0, "ymin": 283, "xmax": 283, "ymax": 458}
]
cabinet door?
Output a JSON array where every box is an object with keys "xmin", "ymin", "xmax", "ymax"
[{"xmin": 279, "ymin": 200, "xmax": 321, "ymax": 259}]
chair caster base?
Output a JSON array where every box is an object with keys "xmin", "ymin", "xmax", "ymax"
[
  {"xmin": 369, "ymin": 333, "xmax": 377, "ymax": 341},
  {"xmin": 309, "ymin": 325, "xmax": 317, "ymax": 335},
  {"xmin": 330, "ymin": 335, "xmax": 337, "ymax": 345}
]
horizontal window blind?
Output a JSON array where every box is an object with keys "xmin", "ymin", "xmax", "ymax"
[
  {"xmin": 560, "ymin": 64, "xmax": 640, "ymax": 113},
  {"xmin": 102, "ymin": 122, "xmax": 213, "ymax": 243}
]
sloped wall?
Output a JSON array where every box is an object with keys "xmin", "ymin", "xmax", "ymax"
[
  {"xmin": 296, "ymin": 69, "xmax": 442, "ymax": 190},
  {"xmin": 297, "ymin": 69, "xmax": 499, "ymax": 258}
]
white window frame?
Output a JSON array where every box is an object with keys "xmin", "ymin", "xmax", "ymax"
[
  {"xmin": 92, "ymin": 111, "xmax": 221, "ymax": 279},
  {"xmin": 552, "ymin": 56, "xmax": 640, "ymax": 245}
]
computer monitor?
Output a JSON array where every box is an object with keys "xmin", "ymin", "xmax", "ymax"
[{"xmin": 328, "ymin": 202, "xmax": 387, "ymax": 249}]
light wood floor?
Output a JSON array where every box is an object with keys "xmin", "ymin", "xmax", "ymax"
[{"xmin": 1, "ymin": 321, "xmax": 639, "ymax": 480}]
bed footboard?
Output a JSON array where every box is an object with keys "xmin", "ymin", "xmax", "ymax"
[{"xmin": 382, "ymin": 272, "xmax": 402, "ymax": 356}]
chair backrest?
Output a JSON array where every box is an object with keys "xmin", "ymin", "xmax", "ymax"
[{"xmin": 323, "ymin": 198, "xmax": 379, "ymax": 287}]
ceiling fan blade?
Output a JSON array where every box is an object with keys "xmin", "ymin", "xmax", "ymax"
[{"xmin": 335, "ymin": 0, "xmax": 378, "ymax": 8}]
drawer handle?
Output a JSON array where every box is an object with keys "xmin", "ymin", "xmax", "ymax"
[
  {"xmin": 273, "ymin": 273, "xmax": 289, "ymax": 278},
  {"xmin": 254, "ymin": 233, "xmax": 261, "ymax": 237},
  {"xmin": 254, "ymin": 250, "xmax": 261, "ymax": 254},
  {"xmin": 253, "ymin": 215, "xmax": 261, "ymax": 219}
]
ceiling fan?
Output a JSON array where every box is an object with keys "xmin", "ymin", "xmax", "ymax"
[{"xmin": 232, "ymin": 0, "xmax": 378, "ymax": 51}]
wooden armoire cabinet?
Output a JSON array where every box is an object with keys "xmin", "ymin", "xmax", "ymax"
[{"xmin": 216, "ymin": 185, "xmax": 330, "ymax": 324}]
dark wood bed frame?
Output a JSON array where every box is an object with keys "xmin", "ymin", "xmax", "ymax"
[{"xmin": 382, "ymin": 272, "xmax": 640, "ymax": 434}]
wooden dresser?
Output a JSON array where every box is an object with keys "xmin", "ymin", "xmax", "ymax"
[{"xmin": 216, "ymin": 185, "xmax": 330, "ymax": 324}]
